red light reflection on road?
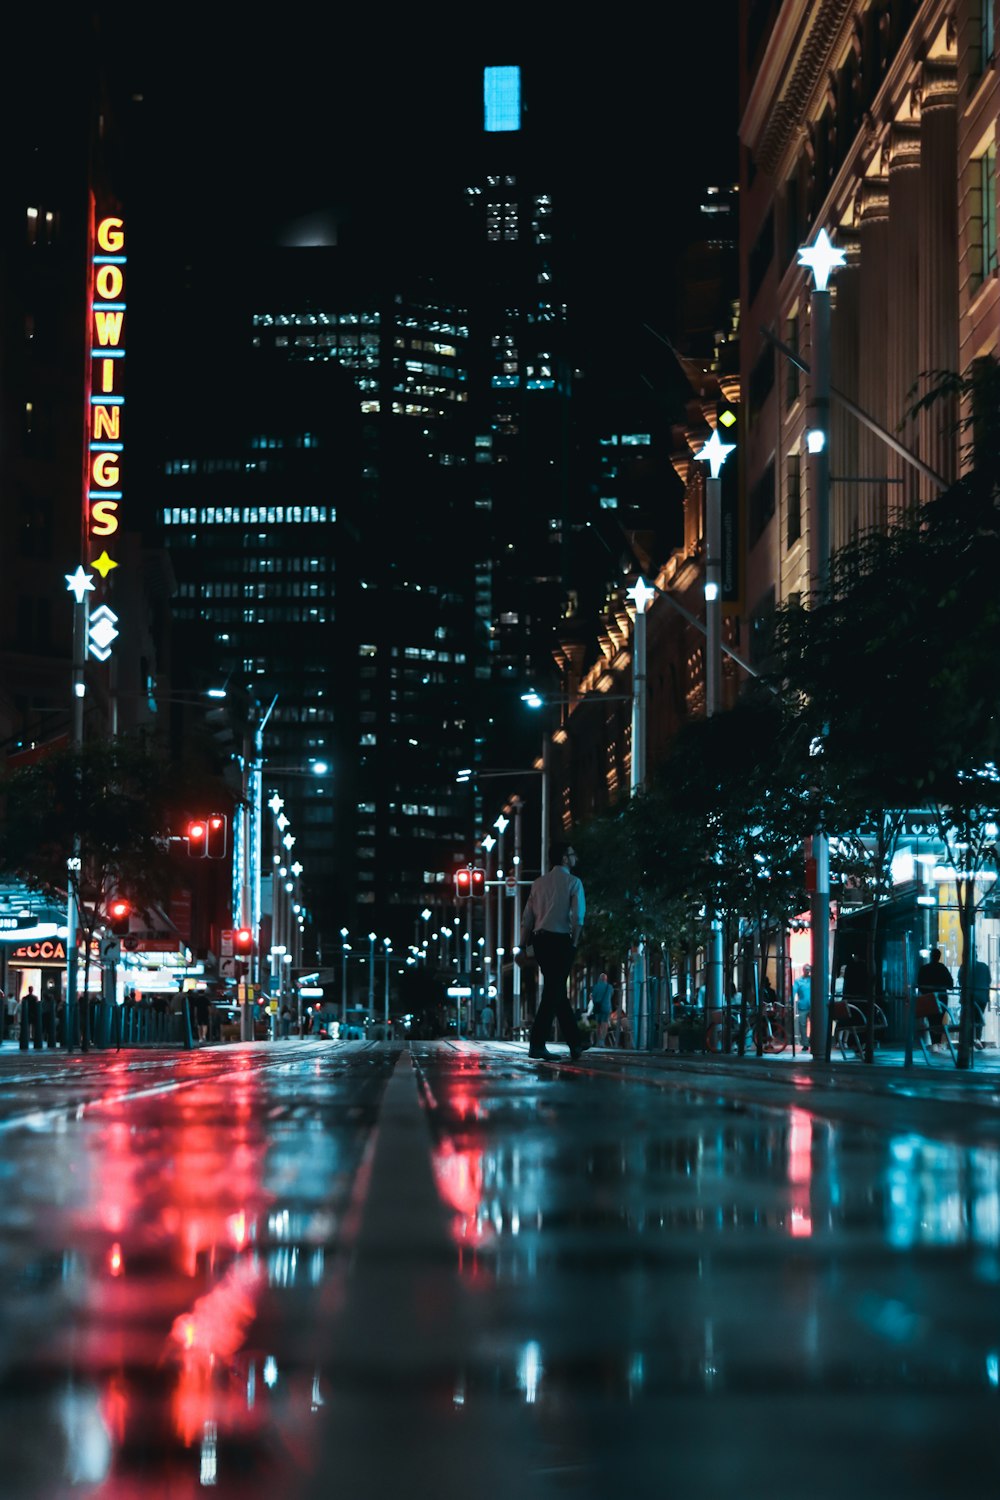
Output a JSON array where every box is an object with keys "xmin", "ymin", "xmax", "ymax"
[
  {"xmin": 787, "ymin": 1108, "xmax": 813, "ymax": 1238},
  {"xmin": 79, "ymin": 1057, "xmax": 273, "ymax": 1471},
  {"xmin": 432, "ymin": 1139, "xmax": 494, "ymax": 1250},
  {"xmin": 167, "ymin": 1258, "xmax": 264, "ymax": 1447}
]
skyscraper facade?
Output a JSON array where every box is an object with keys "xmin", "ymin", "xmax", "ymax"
[{"xmin": 148, "ymin": 62, "xmax": 636, "ymax": 958}]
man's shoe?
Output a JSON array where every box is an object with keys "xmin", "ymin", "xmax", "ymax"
[
  {"xmin": 528, "ymin": 1046, "xmax": 554, "ymax": 1061},
  {"xmin": 569, "ymin": 1037, "xmax": 592, "ymax": 1061}
]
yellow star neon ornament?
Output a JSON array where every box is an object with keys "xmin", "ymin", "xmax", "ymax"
[{"xmin": 90, "ymin": 551, "xmax": 119, "ymax": 578}]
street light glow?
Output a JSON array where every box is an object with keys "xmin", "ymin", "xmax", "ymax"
[
  {"xmin": 695, "ymin": 428, "xmax": 736, "ymax": 479},
  {"xmin": 797, "ymin": 227, "xmax": 846, "ymax": 292},
  {"xmin": 627, "ymin": 577, "xmax": 657, "ymax": 614},
  {"xmin": 65, "ymin": 566, "xmax": 95, "ymax": 602},
  {"xmin": 520, "ymin": 691, "xmax": 544, "ymax": 709}
]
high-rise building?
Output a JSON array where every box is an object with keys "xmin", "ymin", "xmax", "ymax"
[{"xmin": 146, "ymin": 62, "xmax": 640, "ymax": 957}]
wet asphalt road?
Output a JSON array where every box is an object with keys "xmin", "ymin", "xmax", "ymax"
[{"xmin": 1, "ymin": 1039, "xmax": 999, "ymax": 1498}]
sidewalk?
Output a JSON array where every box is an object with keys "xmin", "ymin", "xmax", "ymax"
[{"xmin": 556, "ymin": 1036, "xmax": 1000, "ymax": 1110}]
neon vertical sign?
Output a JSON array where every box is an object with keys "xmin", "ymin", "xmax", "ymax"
[{"xmin": 73, "ymin": 211, "xmax": 125, "ymax": 661}]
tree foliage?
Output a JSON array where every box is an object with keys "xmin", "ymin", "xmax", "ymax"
[
  {"xmin": 0, "ymin": 735, "xmax": 188, "ymax": 923},
  {"xmin": 577, "ymin": 695, "xmax": 812, "ymax": 985}
]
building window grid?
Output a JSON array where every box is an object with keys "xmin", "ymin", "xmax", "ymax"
[{"xmin": 786, "ymin": 452, "xmax": 802, "ymax": 549}]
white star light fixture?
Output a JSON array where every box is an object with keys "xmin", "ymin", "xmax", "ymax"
[
  {"xmin": 267, "ymin": 794, "xmax": 284, "ymax": 815},
  {"xmin": 627, "ymin": 577, "xmax": 658, "ymax": 614},
  {"xmin": 797, "ymin": 227, "xmax": 846, "ymax": 291},
  {"xmin": 695, "ymin": 428, "xmax": 735, "ymax": 480},
  {"xmin": 65, "ymin": 566, "xmax": 95, "ymax": 604}
]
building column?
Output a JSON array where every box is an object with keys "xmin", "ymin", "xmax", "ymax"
[
  {"xmin": 918, "ymin": 58, "xmax": 959, "ymax": 501},
  {"xmin": 887, "ymin": 122, "xmax": 922, "ymax": 519},
  {"xmin": 856, "ymin": 175, "xmax": 891, "ymax": 532}
]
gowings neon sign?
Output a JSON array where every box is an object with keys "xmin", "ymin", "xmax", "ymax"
[
  {"xmin": 68, "ymin": 210, "xmax": 125, "ymax": 661},
  {"xmin": 89, "ymin": 214, "xmax": 125, "ymax": 550}
]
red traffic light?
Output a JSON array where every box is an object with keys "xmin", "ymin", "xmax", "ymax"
[
  {"xmin": 187, "ymin": 819, "xmax": 208, "ymax": 857},
  {"xmin": 455, "ymin": 868, "xmax": 472, "ymax": 899},
  {"xmin": 207, "ymin": 813, "xmax": 228, "ymax": 859},
  {"xmin": 233, "ymin": 927, "xmax": 253, "ymax": 955},
  {"xmin": 108, "ymin": 898, "xmax": 131, "ymax": 935},
  {"xmin": 470, "ymin": 868, "xmax": 485, "ymax": 895}
]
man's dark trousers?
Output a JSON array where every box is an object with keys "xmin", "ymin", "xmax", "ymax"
[{"xmin": 529, "ymin": 931, "xmax": 584, "ymax": 1052}]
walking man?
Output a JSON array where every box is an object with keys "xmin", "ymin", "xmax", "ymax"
[{"xmin": 520, "ymin": 842, "xmax": 590, "ymax": 1061}]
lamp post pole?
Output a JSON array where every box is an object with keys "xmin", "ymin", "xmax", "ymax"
[
  {"xmin": 383, "ymin": 938, "xmax": 391, "ymax": 1033},
  {"xmin": 368, "ymin": 932, "xmax": 376, "ymax": 1018},
  {"xmin": 627, "ymin": 579, "xmax": 656, "ymax": 795},
  {"xmin": 798, "ymin": 229, "xmax": 845, "ymax": 1064},
  {"xmin": 512, "ymin": 797, "xmax": 523, "ymax": 1034},
  {"xmin": 493, "ymin": 814, "xmax": 509, "ymax": 1031},
  {"xmin": 540, "ymin": 736, "xmax": 551, "ymax": 876},
  {"xmin": 481, "ymin": 834, "xmax": 496, "ymax": 1023},
  {"xmin": 695, "ymin": 432, "xmax": 736, "ymax": 1019},
  {"xmin": 64, "ymin": 578, "xmax": 90, "ymax": 1052},
  {"xmin": 341, "ymin": 936, "xmax": 350, "ymax": 1025}
]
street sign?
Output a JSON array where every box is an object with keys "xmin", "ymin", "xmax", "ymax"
[
  {"xmin": 220, "ymin": 928, "xmax": 234, "ymax": 957},
  {"xmin": 505, "ymin": 875, "xmax": 517, "ymax": 895},
  {"xmin": 99, "ymin": 935, "xmax": 121, "ymax": 964}
]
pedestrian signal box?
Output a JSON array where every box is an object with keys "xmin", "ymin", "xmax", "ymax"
[
  {"xmin": 206, "ymin": 814, "xmax": 228, "ymax": 858},
  {"xmin": 456, "ymin": 867, "xmax": 485, "ymax": 900},
  {"xmin": 108, "ymin": 898, "xmax": 131, "ymax": 935},
  {"xmin": 186, "ymin": 819, "xmax": 208, "ymax": 857}
]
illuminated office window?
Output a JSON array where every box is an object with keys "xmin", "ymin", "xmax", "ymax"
[{"xmin": 484, "ymin": 66, "xmax": 521, "ymax": 132}]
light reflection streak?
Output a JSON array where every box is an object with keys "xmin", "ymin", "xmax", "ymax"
[
  {"xmin": 787, "ymin": 1108, "xmax": 813, "ymax": 1238},
  {"xmin": 517, "ymin": 1341, "xmax": 541, "ymax": 1403},
  {"xmin": 887, "ymin": 1135, "xmax": 1000, "ymax": 1248}
]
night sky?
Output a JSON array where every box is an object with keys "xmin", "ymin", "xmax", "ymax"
[{"xmin": 106, "ymin": 12, "xmax": 739, "ymax": 351}]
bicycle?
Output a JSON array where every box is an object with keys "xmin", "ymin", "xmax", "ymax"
[{"xmin": 742, "ymin": 1002, "xmax": 788, "ymax": 1054}]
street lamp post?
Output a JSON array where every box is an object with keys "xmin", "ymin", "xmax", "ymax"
[
  {"xmin": 512, "ymin": 796, "xmax": 524, "ymax": 1033},
  {"xmin": 383, "ymin": 937, "xmax": 391, "ymax": 1032},
  {"xmin": 481, "ymin": 834, "xmax": 496, "ymax": 1014},
  {"xmin": 626, "ymin": 578, "xmax": 657, "ymax": 794},
  {"xmin": 493, "ymin": 814, "xmax": 509, "ymax": 1029},
  {"xmin": 695, "ymin": 428, "xmax": 737, "ymax": 1020},
  {"xmin": 340, "ymin": 927, "xmax": 349, "ymax": 1023},
  {"xmin": 368, "ymin": 931, "xmax": 376, "ymax": 1017},
  {"xmin": 798, "ymin": 227, "xmax": 845, "ymax": 1063}
]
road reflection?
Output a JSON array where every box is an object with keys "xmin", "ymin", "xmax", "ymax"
[
  {"xmin": 0, "ymin": 1050, "xmax": 389, "ymax": 1496},
  {"xmin": 419, "ymin": 1050, "xmax": 1000, "ymax": 1408}
]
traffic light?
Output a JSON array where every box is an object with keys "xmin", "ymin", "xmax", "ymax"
[
  {"xmin": 108, "ymin": 897, "xmax": 131, "ymax": 936},
  {"xmin": 233, "ymin": 927, "xmax": 253, "ymax": 956},
  {"xmin": 206, "ymin": 813, "xmax": 228, "ymax": 859},
  {"xmin": 187, "ymin": 819, "xmax": 208, "ymax": 857},
  {"xmin": 455, "ymin": 867, "xmax": 486, "ymax": 900}
]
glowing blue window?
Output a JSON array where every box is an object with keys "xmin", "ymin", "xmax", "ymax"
[{"xmin": 484, "ymin": 66, "xmax": 521, "ymax": 132}]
